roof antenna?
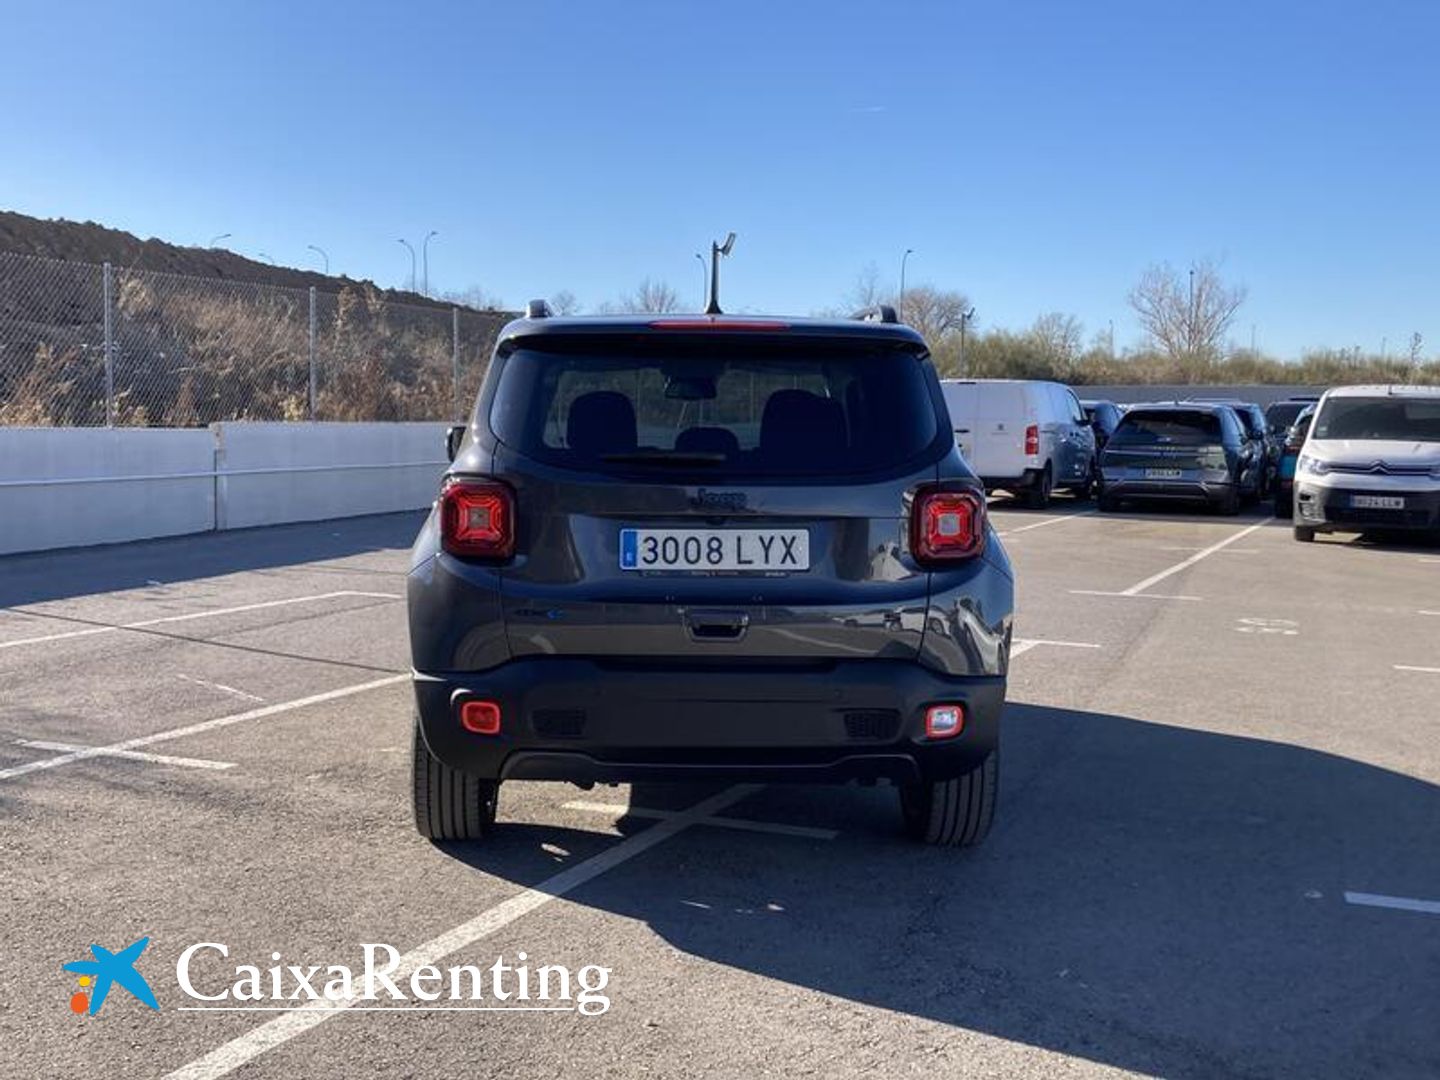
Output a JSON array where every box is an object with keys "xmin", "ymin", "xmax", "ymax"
[{"xmin": 704, "ymin": 232, "xmax": 737, "ymax": 315}]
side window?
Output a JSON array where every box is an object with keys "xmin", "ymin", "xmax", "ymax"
[{"xmin": 1066, "ymin": 391, "xmax": 1086, "ymax": 424}]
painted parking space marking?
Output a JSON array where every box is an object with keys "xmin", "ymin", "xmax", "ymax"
[
  {"xmin": 1344, "ymin": 891, "xmax": 1440, "ymax": 916},
  {"xmin": 1068, "ymin": 518, "xmax": 1273, "ymax": 600},
  {"xmin": 176, "ymin": 674, "xmax": 266, "ymax": 704},
  {"xmin": 0, "ymin": 591, "xmax": 402, "ymax": 651},
  {"xmin": 1235, "ymin": 617, "xmax": 1299, "ymax": 635},
  {"xmin": 1394, "ymin": 665, "xmax": 1440, "ymax": 675},
  {"xmin": 0, "ymin": 674, "xmax": 407, "ymax": 782},
  {"xmin": 995, "ymin": 510, "xmax": 1096, "ymax": 537},
  {"xmin": 163, "ymin": 784, "xmax": 758, "ymax": 1080},
  {"xmin": 15, "ymin": 739, "xmax": 236, "ymax": 771},
  {"xmin": 1070, "ymin": 589, "xmax": 1203, "ymax": 602},
  {"xmin": 563, "ymin": 800, "xmax": 839, "ymax": 840},
  {"xmin": 1011, "ymin": 637, "xmax": 1102, "ymax": 658}
]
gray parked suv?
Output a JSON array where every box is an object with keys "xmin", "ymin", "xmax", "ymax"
[{"xmin": 407, "ymin": 306, "xmax": 1015, "ymax": 847}]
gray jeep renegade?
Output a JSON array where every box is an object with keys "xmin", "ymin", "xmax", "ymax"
[{"xmin": 407, "ymin": 305, "xmax": 1015, "ymax": 847}]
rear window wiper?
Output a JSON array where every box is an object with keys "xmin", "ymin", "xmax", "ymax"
[{"xmin": 600, "ymin": 450, "xmax": 726, "ymax": 466}]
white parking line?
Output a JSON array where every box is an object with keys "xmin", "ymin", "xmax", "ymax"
[
  {"xmin": 563, "ymin": 800, "xmax": 839, "ymax": 840},
  {"xmin": 176, "ymin": 674, "xmax": 266, "ymax": 704},
  {"xmin": 163, "ymin": 784, "xmax": 758, "ymax": 1080},
  {"xmin": 15, "ymin": 739, "xmax": 236, "ymax": 771},
  {"xmin": 1068, "ymin": 518, "xmax": 1273, "ymax": 600},
  {"xmin": 0, "ymin": 674, "xmax": 408, "ymax": 782},
  {"xmin": 1394, "ymin": 665, "xmax": 1440, "ymax": 675},
  {"xmin": 996, "ymin": 510, "xmax": 1096, "ymax": 538},
  {"xmin": 1344, "ymin": 891, "xmax": 1440, "ymax": 916},
  {"xmin": 0, "ymin": 591, "xmax": 402, "ymax": 651}
]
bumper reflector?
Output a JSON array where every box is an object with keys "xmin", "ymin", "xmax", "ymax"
[
  {"xmin": 459, "ymin": 700, "xmax": 502, "ymax": 736},
  {"xmin": 924, "ymin": 704, "xmax": 965, "ymax": 740}
]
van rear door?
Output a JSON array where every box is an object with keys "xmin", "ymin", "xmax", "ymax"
[{"xmin": 968, "ymin": 382, "xmax": 1029, "ymax": 480}]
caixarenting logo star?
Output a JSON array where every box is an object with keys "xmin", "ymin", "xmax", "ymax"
[{"xmin": 64, "ymin": 937, "xmax": 160, "ymax": 1016}]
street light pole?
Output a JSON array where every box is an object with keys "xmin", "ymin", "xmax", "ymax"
[
  {"xmin": 1188, "ymin": 267, "xmax": 1196, "ymax": 356},
  {"xmin": 959, "ymin": 307, "xmax": 976, "ymax": 373},
  {"xmin": 422, "ymin": 230, "xmax": 439, "ymax": 297},
  {"xmin": 398, "ymin": 238, "xmax": 417, "ymax": 292},
  {"xmin": 899, "ymin": 248, "xmax": 914, "ymax": 319},
  {"xmin": 704, "ymin": 232, "xmax": 737, "ymax": 315},
  {"xmin": 307, "ymin": 245, "xmax": 330, "ymax": 274},
  {"xmin": 694, "ymin": 253, "xmax": 707, "ymax": 311}
]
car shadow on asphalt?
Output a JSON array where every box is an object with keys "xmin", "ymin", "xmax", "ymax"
[
  {"xmin": 0, "ymin": 511, "xmax": 427, "ymax": 607},
  {"xmin": 437, "ymin": 703, "xmax": 1440, "ymax": 1079}
]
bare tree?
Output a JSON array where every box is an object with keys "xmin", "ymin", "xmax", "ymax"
[
  {"xmin": 440, "ymin": 285, "xmax": 506, "ymax": 312},
  {"xmin": 843, "ymin": 263, "xmax": 886, "ymax": 313},
  {"xmin": 549, "ymin": 289, "xmax": 581, "ymax": 315},
  {"xmin": 1128, "ymin": 259, "xmax": 1246, "ymax": 373},
  {"xmin": 1027, "ymin": 312, "xmax": 1084, "ymax": 371},
  {"xmin": 601, "ymin": 278, "xmax": 680, "ymax": 314}
]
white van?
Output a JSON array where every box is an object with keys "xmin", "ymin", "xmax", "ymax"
[
  {"xmin": 940, "ymin": 379, "xmax": 1098, "ymax": 508},
  {"xmin": 1291, "ymin": 384, "xmax": 1440, "ymax": 542}
]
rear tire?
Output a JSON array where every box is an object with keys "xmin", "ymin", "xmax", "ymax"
[
  {"xmin": 412, "ymin": 717, "xmax": 498, "ymax": 840},
  {"xmin": 900, "ymin": 750, "xmax": 998, "ymax": 848},
  {"xmin": 1022, "ymin": 465, "xmax": 1053, "ymax": 510},
  {"xmin": 1294, "ymin": 525, "xmax": 1316, "ymax": 543}
]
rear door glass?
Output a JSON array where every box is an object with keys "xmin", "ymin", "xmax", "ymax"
[
  {"xmin": 490, "ymin": 336, "xmax": 944, "ymax": 477},
  {"xmin": 1111, "ymin": 411, "xmax": 1222, "ymax": 446}
]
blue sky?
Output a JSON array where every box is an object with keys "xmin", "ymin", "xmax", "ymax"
[{"xmin": 2, "ymin": 0, "xmax": 1436, "ymax": 357}]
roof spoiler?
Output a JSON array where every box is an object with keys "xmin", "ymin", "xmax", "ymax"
[{"xmin": 850, "ymin": 305, "xmax": 899, "ymax": 324}]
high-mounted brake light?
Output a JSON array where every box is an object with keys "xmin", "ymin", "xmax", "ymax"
[
  {"xmin": 1024, "ymin": 423, "xmax": 1040, "ymax": 456},
  {"xmin": 648, "ymin": 319, "xmax": 790, "ymax": 332},
  {"xmin": 912, "ymin": 488, "xmax": 986, "ymax": 565},
  {"xmin": 440, "ymin": 479, "xmax": 515, "ymax": 559}
]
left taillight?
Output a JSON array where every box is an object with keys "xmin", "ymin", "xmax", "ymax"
[
  {"xmin": 912, "ymin": 487, "xmax": 986, "ymax": 565},
  {"xmin": 440, "ymin": 479, "xmax": 515, "ymax": 560}
]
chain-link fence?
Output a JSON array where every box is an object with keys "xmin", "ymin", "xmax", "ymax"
[{"xmin": 0, "ymin": 251, "xmax": 507, "ymax": 426}]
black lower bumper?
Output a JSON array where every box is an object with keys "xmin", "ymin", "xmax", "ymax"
[
  {"xmin": 1102, "ymin": 478, "xmax": 1234, "ymax": 505},
  {"xmin": 413, "ymin": 658, "xmax": 1004, "ymax": 785},
  {"xmin": 1295, "ymin": 484, "xmax": 1440, "ymax": 533}
]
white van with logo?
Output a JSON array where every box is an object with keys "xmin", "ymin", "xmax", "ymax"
[
  {"xmin": 940, "ymin": 379, "xmax": 1098, "ymax": 508},
  {"xmin": 1292, "ymin": 384, "xmax": 1440, "ymax": 542}
]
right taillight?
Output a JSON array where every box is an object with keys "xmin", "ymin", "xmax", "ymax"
[
  {"xmin": 913, "ymin": 488, "xmax": 986, "ymax": 564},
  {"xmin": 440, "ymin": 479, "xmax": 515, "ymax": 560},
  {"xmin": 1024, "ymin": 423, "xmax": 1039, "ymax": 456}
]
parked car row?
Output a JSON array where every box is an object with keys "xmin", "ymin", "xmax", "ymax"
[{"xmin": 942, "ymin": 381, "xmax": 1440, "ymax": 542}]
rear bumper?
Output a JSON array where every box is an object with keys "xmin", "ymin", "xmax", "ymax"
[
  {"xmin": 413, "ymin": 658, "xmax": 1004, "ymax": 785},
  {"xmin": 1295, "ymin": 483, "xmax": 1440, "ymax": 533},
  {"xmin": 1101, "ymin": 477, "xmax": 1234, "ymax": 504},
  {"xmin": 979, "ymin": 467, "xmax": 1043, "ymax": 491}
]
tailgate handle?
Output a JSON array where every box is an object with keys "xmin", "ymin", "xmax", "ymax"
[{"xmin": 686, "ymin": 609, "xmax": 750, "ymax": 641}]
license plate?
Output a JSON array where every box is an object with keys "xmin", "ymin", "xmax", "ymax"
[
  {"xmin": 1351, "ymin": 494, "xmax": 1405, "ymax": 509},
  {"xmin": 620, "ymin": 528, "xmax": 810, "ymax": 572},
  {"xmin": 1144, "ymin": 468, "xmax": 1183, "ymax": 479}
]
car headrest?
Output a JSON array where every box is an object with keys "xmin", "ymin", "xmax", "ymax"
[
  {"xmin": 566, "ymin": 391, "xmax": 637, "ymax": 455},
  {"xmin": 760, "ymin": 389, "xmax": 847, "ymax": 461}
]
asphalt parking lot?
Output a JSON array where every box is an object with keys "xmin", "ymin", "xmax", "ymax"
[{"xmin": 3, "ymin": 503, "xmax": 1438, "ymax": 1079}]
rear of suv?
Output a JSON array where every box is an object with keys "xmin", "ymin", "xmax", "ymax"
[
  {"xmin": 1097, "ymin": 403, "xmax": 1256, "ymax": 513},
  {"xmin": 1292, "ymin": 385, "xmax": 1440, "ymax": 541},
  {"xmin": 408, "ymin": 308, "xmax": 1015, "ymax": 847}
]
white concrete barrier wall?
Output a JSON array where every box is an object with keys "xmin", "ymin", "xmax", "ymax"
[
  {"xmin": 215, "ymin": 422, "xmax": 448, "ymax": 530},
  {"xmin": 0, "ymin": 423, "xmax": 450, "ymax": 556}
]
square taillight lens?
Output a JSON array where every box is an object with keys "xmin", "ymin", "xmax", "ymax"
[
  {"xmin": 913, "ymin": 488, "xmax": 985, "ymax": 564},
  {"xmin": 440, "ymin": 480, "xmax": 515, "ymax": 559}
]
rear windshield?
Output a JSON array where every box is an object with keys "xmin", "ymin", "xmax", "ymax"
[
  {"xmin": 1110, "ymin": 410, "xmax": 1223, "ymax": 447},
  {"xmin": 1311, "ymin": 396, "xmax": 1440, "ymax": 442},
  {"xmin": 489, "ymin": 337, "xmax": 943, "ymax": 477},
  {"xmin": 1264, "ymin": 401, "xmax": 1310, "ymax": 431}
]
